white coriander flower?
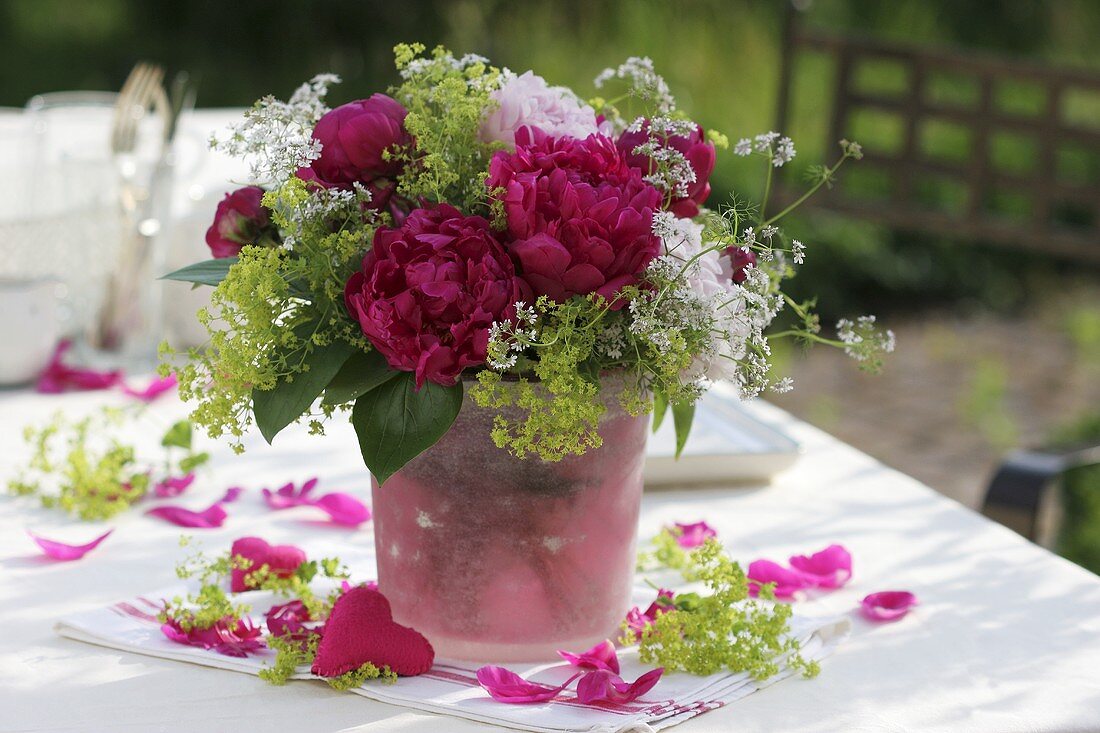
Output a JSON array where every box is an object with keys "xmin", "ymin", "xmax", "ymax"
[
  {"xmin": 212, "ymin": 73, "xmax": 339, "ymax": 183},
  {"xmin": 772, "ymin": 136, "xmax": 796, "ymax": 167},
  {"xmin": 593, "ymin": 56, "xmax": 675, "ymax": 113}
]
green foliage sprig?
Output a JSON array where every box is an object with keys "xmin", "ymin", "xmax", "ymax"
[
  {"xmin": 7, "ymin": 409, "xmax": 208, "ymax": 520},
  {"xmin": 636, "ymin": 527, "xmax": 695, "ymax": 577},
  {"xmin": 164, "ymin": 539, "xmax": 350, "ymax": 631},
  {"xmin": 390, "ymin": 43, "xmax": 505, "ymax": 213},
  {"xmin": 164, "ymin": 176, "xmax": 375, "ymax": 452},
  {"xmin": 630, "ymin": 537, "xmax": 819, "ymax": 680},
  {"xmin": 164, "ymin": 539, "xmax": 382, "ymax": 689}
]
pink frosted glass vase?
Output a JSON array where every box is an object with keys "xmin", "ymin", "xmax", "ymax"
[{"xmin": 371, "ymin": 381, "xmax": 648, "ymax": 662}]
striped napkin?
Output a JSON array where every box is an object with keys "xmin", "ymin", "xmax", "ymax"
[{"xmin": 56, "ymin": 585, "xmax": 848, "ymax": 733}]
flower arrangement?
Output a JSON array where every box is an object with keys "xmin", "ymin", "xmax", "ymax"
[{"xmin": 164, "ymin": 44, "xmax": 893, "ymax": 483}]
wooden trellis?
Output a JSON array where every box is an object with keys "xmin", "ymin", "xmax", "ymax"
[{"xmin": 775, "ymin": 12, "xmax": 1100, "ymax": 262}]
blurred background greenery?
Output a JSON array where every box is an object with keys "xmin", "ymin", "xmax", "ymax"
[{"xmin": 2, "ymin": 0, "xmax": 1098, "ymax": 565}]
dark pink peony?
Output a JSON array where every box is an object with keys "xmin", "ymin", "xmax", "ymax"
[
  {"xmin": 617, "ymin": 120, "xmax": 715, "ymax": 218},
  {"xmin": 726, "ymin": 245, "xmax": 758, "ymax": 284},
  {"xmin": 486, "ymin": 127, "xmax": 662, "ymax": 307},
  {"xmin": 297, "ymin": 94, "xmax": 410, "ymax": 209},
  {"xmin": 204, "ymin": 186, "xmax": 275, "ymax": 259},
  {"xmin": 345, "ymin": 204, "xmax": 531, "ymax": 388}
]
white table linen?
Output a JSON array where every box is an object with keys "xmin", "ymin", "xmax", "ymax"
[{"xmin": 2, "ymin": 389, "xmax": 1099, "ymax": 732}]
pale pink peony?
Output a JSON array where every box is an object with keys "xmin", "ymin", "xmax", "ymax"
[{"xmin": 481, "ymin": 71, "xmax": 599, "ymax": 147}]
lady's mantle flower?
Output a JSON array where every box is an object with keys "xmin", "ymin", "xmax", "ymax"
[
  {"xmin": 480, "ymin": 70, "xmax": 599, "ymax": 147},
  {"xmin": 487, "ymin": 127, "xmax": 662, "ymax": 307},
  {"xmin": 345, "ymin": 204, "xmax": 531, "ymax": 387}
]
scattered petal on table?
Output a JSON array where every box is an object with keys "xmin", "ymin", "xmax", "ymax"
[
  {"xmin": 153, "ymin": 473, "xmax": 196, "ymax": 498},
  {"xmin": 266, "ymin": 599, "xmax": 315, "ymax": 643},
  {"xmin": 35, "ymin": 340, "xmax": 123, "ymax": 394},
  {"xmin": 146, "ymin": 502, "xmax": 227, "ymax": 528},
  {"xmin": 311, "ymin": 492, "xmax": 371, "ymax": 527},
  {"xmin": 747, "ymin": 559, "xmax": 811, "ymax": 600},
  {"xmin": 575, "ymin": 667, "xmax": 664, "ymax": 704},
  {"xmin": 789, "ymin": 544, "xmax": 853, "ymax": 589},
  {"xmin": 260, "ymin": 477, "xmax": 370, "ymax": 527},
  {"xmin": 476, "ymin": 666, "xmax": 579, "ymax": 704},
  {"xmin": 121, "ymin": 373, "xmax": 178, "ymax": 401},
  {"xmin": 624, "ymin": 588, "xmax": 675, "ymax": 640},
  {"xmin": 861, "ymin": 591, "xmax": 918, "ymax": 622},
  {"xmin": 262, "ymin": 477, "xmax": 319, "ymax": 509},
  {"xmin": 672, "ymin": 520, "xmax": 716, "ymax": 548},
  {"xmin": 230, "ymin": 536, "xmax": 307, "ymax": 592},
  {"xmin": 160, "ymin": 615, "xmax": 265, "ymax": 657},
  {"xmin": 26, "ymin": 529, "xmax": 113, "ymax": 561},
  {"xmin": 220, "ymin": 486, "xmax": 244, "ymax": 503},
  {"xmin": 558, "ymin": 639, "xmax": 620, "ymax": 674}
]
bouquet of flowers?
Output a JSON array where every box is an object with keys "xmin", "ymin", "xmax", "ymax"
[{"xmin": 165, "ymin": 44, "xmax": 892, "ymax": 484}]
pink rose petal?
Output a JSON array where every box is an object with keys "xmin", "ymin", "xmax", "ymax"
[
  {"xmin": 624, "ymin": 588, "xmax": 675, "ymax": 640},
  {"xmin": 861, "ymin": 591, "xmax": 918, "ymax": 622},
  {"xmin": 261, "ymin": 477, "xmax": 369, "ymax": 527},
  {"xmin": 476, "ymin": 665, "xmax": 580, "ymax": 704},
  {"xmin": 747, "ymin": 559, "xmax": 811, "ymax": 600},
  {"xmin": 121, "ymin": 373, "xmax": 178, "ymax": 401},
  {"xmin": 146, "ymin": 502, "xmax": 227, "ymax": 528},
  {"xmin": 161, "ymin": 615, "xmax": 265, "ymax": 657},
  {"xmin": 266, "ymin": 599, "xmax": 316, "ymax": 644},
  {"xmin": 789, "ymin": 544, "xmax": 852, "ymax": 589},
  {"xmin": 27, "ymin": 529, "xmax": 112, "ymax": 561},
  {"xmin": 575, "ymin": 667, "xmax": 664, "ymax": 704},
  {"xmin": 35, "ymin": 340, "xmax": 123, "ymax": 393},
  {"xmin": 311, "ymin": 492, "xmax": 371, "ymax": 527},
  {"xmin": 557, "ymin": 639, "xmax": 620, "ymax": 674},
  {"xmin": 230, "ymin": 536, "xmax": 307, "ymax": 592},
  {"xmin": 672, "ymin": 520, "xmax": 716, "ymax": 548},
  {"xmin": 153, "ymin": 473, "xmax": 196, "ymax": 498},
  {"xmin": 220, "ymin": 486, "xmax": 244, "ymax": 503},
  {"xmin": 262, "ymin": 477, "xmax": 319, "ymax": 509}
]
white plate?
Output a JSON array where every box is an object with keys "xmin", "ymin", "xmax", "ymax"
[{"xmin": 645, "ymin": 386, "xmax": 801, "ymax": 486}]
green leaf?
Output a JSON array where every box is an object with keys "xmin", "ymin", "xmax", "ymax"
[
  {"xmin": 161, "ymin": 257, "xmax": 238, "ymax": 287},
  {"xmin": 322, "ymin": 349, "xmax": 399, "ymax": 406},
  {"xmin": 295, "ymin": 561, "xmax": 318, "ymax": 584},
  {"xmin": 351, "ymin": 372, "xmax": 463, "ymax": 486},
  {"xmin": 178, "ymin": 451, "xmax": 210, "ymax": 473},
  {"xmin": 161, "ymin": 420, "xmax": 193, "ymax": 450},
  {"xmin": 671, "ymin": 400, "xmax": 696, "ymax": 459},
  {"xmin": 652, "ymin": 389, "xmax": 669, "ymax": 434},
  {"xmin": 252, "ymin": 340, "xmax": 356, "ymax": 444}
]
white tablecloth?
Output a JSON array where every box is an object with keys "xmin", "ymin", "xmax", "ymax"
[{"xmin": 2, "ymin": 389, "xmax": 1099, "ymax": 732}]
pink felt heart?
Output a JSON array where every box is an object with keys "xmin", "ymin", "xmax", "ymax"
[{"xmin": 312, "ymin": 587, "xmax": 434, "ymax": 677}]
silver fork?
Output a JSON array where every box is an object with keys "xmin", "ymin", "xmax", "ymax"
[
  {"xmin": 93, "ymin": 62, "xmax": 171, "ymax": 354},
  {"xmin": 110, "ymin": 62, "xmax": 167, "ymax": 155}
]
